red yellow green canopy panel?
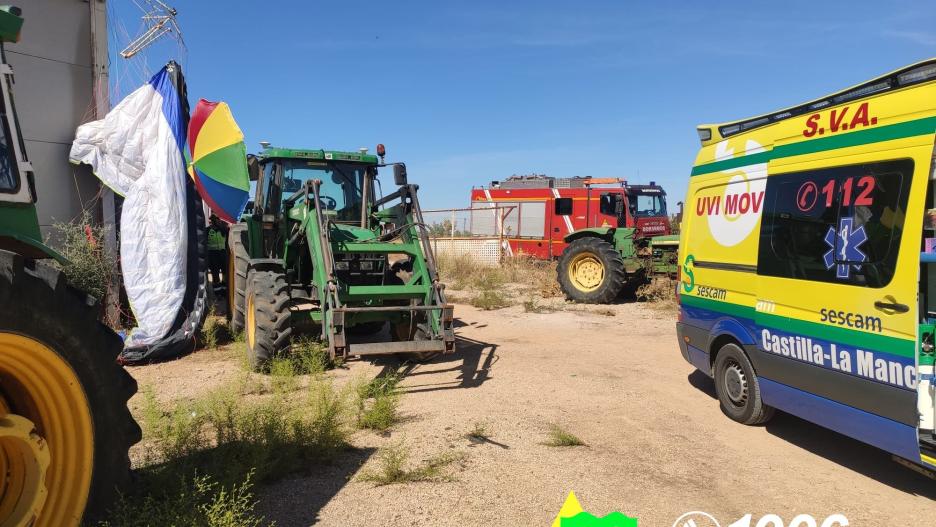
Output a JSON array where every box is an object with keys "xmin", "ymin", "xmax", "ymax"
[{"xmin": 187, "ymin": 99, "xmax": 249, "ymax": 223}]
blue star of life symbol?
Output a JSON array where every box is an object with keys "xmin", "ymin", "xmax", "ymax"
[{"xmin": 823, "ymin": 217, "xmax": 867, "ymax": 279}]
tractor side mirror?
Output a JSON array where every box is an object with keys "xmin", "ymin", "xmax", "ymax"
[
  {"xmin": 247, "ymin": 155, "xmax": 260, "ymax": 181},
  {"xmin": 393, "ymin": 164, "xmax": 408, "ymax": 186}
]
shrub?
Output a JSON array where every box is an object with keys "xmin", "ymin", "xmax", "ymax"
[
  {"xmin": 356, "ymin": 372, "xmax": 402, "ymax": 431},
  {"xmin": 137, "ymin": 375, "xmax": 352, "ymax": 488},
  {"xmin": 470, "ymin": 289, "xmax": 510, "ymax": 310},
  {"xmin": 99, "ymin": 472, "xmax": 270, "ymax": 527},
  {"xmin": 50, "ymin": 210, "xmax": 116, "ymax": 302}
]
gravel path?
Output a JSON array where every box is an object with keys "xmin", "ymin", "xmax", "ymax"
[{"xmin": 130, "ymin": 302, "xmax": 936, "ymax": 526}]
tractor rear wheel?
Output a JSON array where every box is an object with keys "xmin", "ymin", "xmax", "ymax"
[
  {"xmin": 557, "ymin": 237, "xmax": 626, "ymax": 303},
  {"xmin": 226, "ymin": 224, "xmax": 249, "ymax": 333},
  {"xmin": 0, "ymin": 250, "xmax": 140, "ymax": 526},
  {"xmin": 245, "ymin": 270, "xmax": 293, "ymax": 371}
]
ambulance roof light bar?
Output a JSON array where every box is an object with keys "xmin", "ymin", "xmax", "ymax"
[{"xmin": 715, "ymin": 58, "xmax": 936, "ymax": 141}]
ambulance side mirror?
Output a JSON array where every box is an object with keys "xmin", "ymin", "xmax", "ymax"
[{"xmin": 676, "ymin": 201, "xmax": 684, "ymax": 225}]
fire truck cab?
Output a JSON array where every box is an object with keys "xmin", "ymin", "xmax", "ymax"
[{"xmin": 469, "ymin": 175, "xmax": 671, "ymax": 259}]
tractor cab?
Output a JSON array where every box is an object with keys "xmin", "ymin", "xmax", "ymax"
[{"xmin": 249, "ymin": 146, "xmax": 380, "ymax": 258}]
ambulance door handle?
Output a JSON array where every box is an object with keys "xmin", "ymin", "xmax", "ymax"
[{"xmin": 874, "ymin": 300, "xmax": 909, "ymax": 313}]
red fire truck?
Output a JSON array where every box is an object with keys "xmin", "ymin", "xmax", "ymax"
[{"xmin": 469, "ymin": 175, "xmax": 671, "ymax": 259}]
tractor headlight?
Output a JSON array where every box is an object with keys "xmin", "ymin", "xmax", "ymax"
[{"xmin": 335, "ymin": 261, "xmax": 350, "ymax": 270}]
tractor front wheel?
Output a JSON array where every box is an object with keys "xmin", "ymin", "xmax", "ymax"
[
  {"xmin": 245, "ymin": 270, "xmax": 293, "ymax": 371},
  {"xmin": 227, "ymin": 224, "xmax": 249, "ymax": 333},
  {"xmin": 0, "ymin": 250, "xmax": 140, "ymax": 526},
  {"xmin": 557, "ymin": 237, "xmax": 626, "ymax": 303}
]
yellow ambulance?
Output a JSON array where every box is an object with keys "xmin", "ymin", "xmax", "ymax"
[{"xmin": 677, "ymin": 58, "xmax": 936, "ymax": 471}]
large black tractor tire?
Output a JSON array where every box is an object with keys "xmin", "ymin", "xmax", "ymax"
[
  {"xmin": 713, "ymin": 343, "xmax": 775, "ymax": 425},
  {"xmin": 557, "ymin": 237, "xmax": 626, "ymax": 304},
  {"xmin": 244, "ymin": 270, "xmax": 293, "ymax": 371},
  {"xmin": 226, "ymin": 224, "xmax": 249, "ymax": 333},
  {"xmin": 0, "ymin": 250, "xmax": 140, "ymax": 525}
]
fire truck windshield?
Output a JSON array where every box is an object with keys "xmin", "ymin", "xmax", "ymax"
[{"xmin": 629, "ymin": 192, "xmax": 666, "ymax": 217}]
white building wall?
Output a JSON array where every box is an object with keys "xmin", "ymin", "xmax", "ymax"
[{"xmin": 6, "ymin": 0, "xmax": 107, "ymax": 231}]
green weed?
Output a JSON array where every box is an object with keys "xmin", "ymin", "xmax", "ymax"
[
  {"xmin": 470, "ymin": 289, "xmax": 510, "ymax": 310},
  {"xmin": 356, "ymin": 372, "xmax": 402, "ymax": 431},
  {"xmin": 466, "ymin": 421, "xmax": 491, "ymax": 441},
  {"xmin": 357, "ymin": 441, "xmax": 464, "ymax": 485},
  {"xmin": 544, "ymin": 424, "xmax": 586, "ymax": 447},
  {"xmin": 99, "ymin": 471, "xmax": 270, "ymax": 527}
]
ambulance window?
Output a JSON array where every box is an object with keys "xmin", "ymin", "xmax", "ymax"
[
  {"xmin": 757, "ymin": 159, "xmax": 913, "ymax": 288},
  {"xmin": 555, "ymin": 197, "xmax": 573, "ymax": 215}
]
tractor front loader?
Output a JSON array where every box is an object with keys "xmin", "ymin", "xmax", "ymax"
[
  {"xmin": 0, "ymin": 6, "xmax": 139, "ymax": 526},
  {"xmin": 229, "ymin": 145, "xmax": 454, "ymax": 369}
]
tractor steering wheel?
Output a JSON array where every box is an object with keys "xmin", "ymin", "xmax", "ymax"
[{"xmin": 319, "ymin": 195, "xmax": 337, "ymax": 210}]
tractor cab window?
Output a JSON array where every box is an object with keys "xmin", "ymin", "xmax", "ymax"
[
  {"xmin": 281, "ymin": 160, "xmax": 369, "ymax": 222},
  {"xmin": 629, "ymin": 192, "xmax": 666, "ymax": 217},
  {"xmin": 0, "ymin": 92, "xmax": 18, "ymax": 192}
]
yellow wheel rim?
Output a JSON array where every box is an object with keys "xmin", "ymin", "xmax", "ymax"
[
  {"xmin": 568, "ymin": 252, "xmax": 605, "ymax": 292},
  {"xmin": 246, "ymin": 293, "xmax": 256, "ymax": 350},
  {"xmin": 0, "ymin": 333, "xmax": 94, "ymax": 527}
]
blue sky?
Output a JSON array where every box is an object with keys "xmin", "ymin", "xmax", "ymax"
[{"xmin": 108, "ymin": 0, "xmax": 936, "ymax": 210}]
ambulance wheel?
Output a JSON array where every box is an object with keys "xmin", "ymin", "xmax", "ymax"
[
  {"xmin": 557, "ymin": 237, "xmax": 625, "ymax": 303},
  {"xmin": 227, "ymin": 224, "xmax": 249, "ymax": 334},
  {"xmin": 245, "ymin": 270, "xmax": 293, "ymax": 371},
  {"xmin": 713, "ymin": 343, "xmax": 775, "ymax": 425}
]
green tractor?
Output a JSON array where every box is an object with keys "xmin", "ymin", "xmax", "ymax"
[
  {"xmin": 0, "ymin": 6, "xmax": 139, "ymax": 526},
  {"xmin": 557, "ymin": 190, "xmax": 679, "ymax": 303},
  {"xmin": 227, "ymin": 144, "xmax": 455, "ymax": 368}
]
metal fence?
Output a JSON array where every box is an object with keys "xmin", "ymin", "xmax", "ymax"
[{"xmin": 421, "ymin": 206, "xmax": 516, "ymax": 266}]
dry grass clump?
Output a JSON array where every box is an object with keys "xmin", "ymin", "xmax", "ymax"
[
  {"xmin": 357, "ymin": 440, "xmax": 465, "ymax": 485},
  {"xmin": 199, "ymin": 310, "xmax": 231, "ymax": 350},
  {"xmin": 437, "ymin": 253, "xmax": 561, "ymax": 309},
  {"xmin": 636, "ymin": 278, "xmax": 677, "ymax": 310},
  {"xmin": 544, "ymin": 424, "xmax": 586, "ymax": 447}
]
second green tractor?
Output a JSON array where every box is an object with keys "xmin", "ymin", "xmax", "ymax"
[{"xmin": 227, "ymin": 145, "xmax": 455, "ymax": 368}]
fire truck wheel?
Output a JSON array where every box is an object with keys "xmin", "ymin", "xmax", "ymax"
[
  {"xmin": 557, "ymin": 237, "xmax": 626, "ymax": 303},
  {"xmin": 713, "ymin": 342, "xmax": 775, "ymax": 425}
]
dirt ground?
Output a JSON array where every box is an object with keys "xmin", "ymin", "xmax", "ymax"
[{"xmin": 128, "ymin": 301, "xmax": 936, "ymax": 527}]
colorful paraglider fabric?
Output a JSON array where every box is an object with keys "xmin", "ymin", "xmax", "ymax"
[{"xmin": 187, "ymin": 99, "xmax": 249, "ymax": 223}]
